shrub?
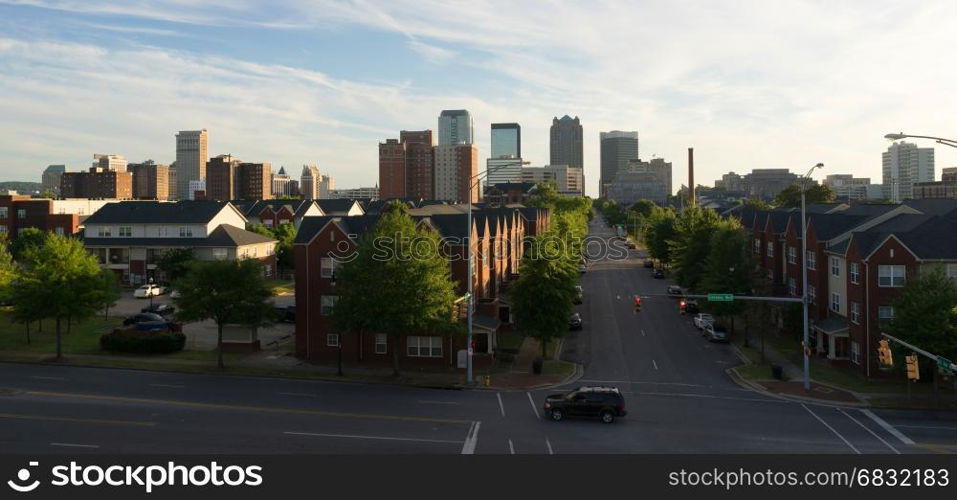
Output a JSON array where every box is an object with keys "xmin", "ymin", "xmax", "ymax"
[{"xmin": 100, "ymin": 330, "xmax": 186, "ymax": 354}]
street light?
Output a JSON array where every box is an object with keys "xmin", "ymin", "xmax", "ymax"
[
  {"xmin": 800, "ymin": 162, "xmax": 824, "ymax": 391},
  {"xmin": 148, "ymin": 276, "xmax": 155, "ymax": 310},
  {"xmin": 883, "ymin": 132, "xmax": 957, "ymax": 149}
]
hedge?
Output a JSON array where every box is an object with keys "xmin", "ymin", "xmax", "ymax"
[{"xmin": 100, "ymin": 330, "xmax": 186, "ymax": 354}]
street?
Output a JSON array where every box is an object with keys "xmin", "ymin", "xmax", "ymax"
[{"xmin": 0, "ymin": 215, "xmax": 954, "ymax": 454}]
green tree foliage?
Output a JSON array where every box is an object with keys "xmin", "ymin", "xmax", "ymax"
[
  {"xmin": 741, "ymin": 199, "xmax": 774, "ymax": 211},
  {"xmin": 332, "ymin": 202, "xmax": 458, "ymax": 376},
  {"xmin": 10, "ymin": 227, "xmax": 49, "ymax": 262},
  {"xmin": 155, "ymin": 248, "xmax": 194, "ymax": 283},
  {"xmin": 511, "ymin": 234, "xmax": 578, "ymax": 357},
  {"xmin": 629, "ymin": 199, "xmax": 657, "ymax": 219},
  {"xmin": 10, "ymin": 234, "xmax": 105, "ymax": 360},
  {"xmin": 699, "ymin": 222, "xmax": 756, "ymax": 333},
  {"xmin": 669, "ymin": 207, "xmax": 724, "ymax": 291},
  {"xmin": 888, "ymin": 267, "xmax": 957, "ymax": 361},
  {"xmin": 643, "ymin": 207, "xmax": 677, "ymax": 265},
  {"xmin": 91, "ymin": 269, "xmax": 121, "ymax": 319},
  {"xmin": 247, "ymin": 224, "xmax": 274, "ymax": 238},
  {"xmin": 773, "ymin": 183, "xmax": 836, "ymax": 208},
  {"xmin": 0, "ymin": 237, "xmax": 16, "ymax": 293},
  {"xmin": 248, "ymin": 224, "xmax": 295, "ymax": 272},
  {"xmin": 173, "ymin": 259, "xmax": 275, "ymax": 369}
]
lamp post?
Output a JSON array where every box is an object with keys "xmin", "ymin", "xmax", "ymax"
[
  {"xmin": 801, "ymin": 162, "xmax": 824, "ymax": 391},
  {"xmin": 148, "ymin": 276, "xmax": 155, "ymax": 310},
  {"xmin": 884, "ymin": 132, "xmax": 957, "ymax": 149}
]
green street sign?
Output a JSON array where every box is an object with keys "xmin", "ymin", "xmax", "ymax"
[
  {"xmin": 939, "ymin": 356, "xmax": 954, "ymax": 374},
  {"xmin": 708, "ymin": 293, "xmax": 734, "ymax": 302}
]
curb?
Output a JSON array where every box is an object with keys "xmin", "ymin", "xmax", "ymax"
[{"xmin": 725, "ymin": 366, "xmax": 870, "ymax": 408}]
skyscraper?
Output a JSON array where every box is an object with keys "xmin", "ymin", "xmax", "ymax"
[
  {"xmin": 300, "ymin": 164, "xmax": 321, "ymax": 199},
  {"xmin": 206, "ymin": 154, "xmax": 241, "ymax": 201},
  {"xmin": 378, "ymin": 139, "xmax": 406, "ymax": 199},
  {"xmin": 550, "ymin": 115, "xmax": 583, "ymax": 170},
  {"xmin": 41, "ymin": 164, "xmax": 67, "ymax": 195},
  {"xmin": 175, "ymin": 129, "xmax": 208, "ymax": 201},
  {"xmin": 491, "ymin": 123, "xmax": 521, "ymax": 158},
  {"xmin": 434, "ymin": 144, "xmax": 478, "ymax": 202},
  {"xmin": 438, "ymin": 110, "xmax": 474, "ymax": 146},
  {"xmin": 129, "ymin": 160, "xmax": 170, "ymax": 200},
  {"xmin": 236, "ymin": 162, "xmax": 272, "ymax": 200},
  {"xmin": 401, "ymin": 130, "xmax": 435, "ymax": 200},
  {"xmin": 93, "ymin": 154, "xmax": 128, "ymax": 172},
  {"xmin": 882, "ymin": 141, "xmax": 935, "ymax": 202},
  {"xmin": 599, "ymin": 131, "xmax": 639, "ymax": 198}
]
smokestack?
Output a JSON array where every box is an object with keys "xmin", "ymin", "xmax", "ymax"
[{"xmin": 688, "ymin": 147, "xmax": 695, "ymax": 207}]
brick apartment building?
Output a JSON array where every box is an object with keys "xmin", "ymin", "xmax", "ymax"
[
  {"xmin": 60, "ymin": 167, "xmax": 133, "ymax": 199},
  {"xmin": 129, "ymin": 161, "xmax": 170, "ymax": 200},
  {"xmin": 231, "ymin": 199, "xmax": 324, "ymax": 229},
  {"xmin": 483, "ymin": 182, "xmax": 537, "ymax": 205},
  {"xmin": 0, "ymin": 195, "xmax": 112, "ymax": 239}
]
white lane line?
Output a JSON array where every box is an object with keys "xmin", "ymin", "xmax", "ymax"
[
  {"xmin": 862, "ymin": 410, "xmax": 915, "ymax": 445},
  {"xmin": 895, "ymin": 425, "xmax": 957, "ymax": 431},
  {"xmin": 632, "ymin": 391, "xmax": 786, "ymax": 403},
  {"xmin": 150, "ymin": 384, "xmax": 184, "ymax": 389},
  {"xmin": 508, "ymin": 439, "xmax": 515, "ymax": 455},
  {"xmin": 652, "ymin": 360, "xmax": 658, "ymax": 370},
  {"xmin": 279, "ymin": 392, "xmax": 317, "ymax": 397},
  {"xmin": 802, "ymin": 404, "xmax": 860, "ymax": 454},
  {"xmin": 526, "ymin": 392, "xmax": 541, "ymax": 419},
  {"xmin": 545, "ymin": 438, "xmax": 554, "ymax": 455},
  {"xmin": 496, "ymin": 393, "xmax": 506, "ymax": 417},
  {"xmin": 31, "ymin": 376, "xmax": 64, "ymax": 381},
  {"xmin": 50, "ymin": 443, "xmax": 99, "ymax": 449},
  {"xmin": 841, "ymin": 410, "xmax": 900, "ymax": 454},
  {"xmin": 417, "ymin": 400, "xmax": 461, "ymax": 405},
  {"xmin": 641, "ymin": 329, "xmax": 646, "ymax": 337},
  {"xmin": 284, "ymin": 431, "xmax": 462, "ymax": 444},
  {"xmin": 460, "ymin": 421, "xmax": 481, "ymax": 454}
]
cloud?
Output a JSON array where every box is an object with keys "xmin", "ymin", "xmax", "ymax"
[{"xmin": 407, "ymin": 40, "xmax": 455, "ymax": 64}]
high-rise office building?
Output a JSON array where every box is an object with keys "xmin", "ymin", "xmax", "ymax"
[
  {"xmin": 237, "ymin": 162, "xmax": 272, "ymax": 200},
  {"xmin": 438, "ymin": 110, "xmax": 474, "ymax": 146},
  {"xmin": 272, "ymin": 166, "xmax": 294, "ymax": 197},
  {"xmin": 599, "ymin": 131, "xmax": 639, "ymax": 197},
  {"xmin": 92, "ymin": 154, "xmax": 128, "ymax": 172},
  {"xmin": 823, "ymin": 174, "xmax": 875, "ymax": 201},
  {"xmin": 206, "ymin": 154, "xmax": 241, "ymax": 201},
  {"xmin": 491, "ymin": 123, "xmax": 521, "ymax": 158},
  {"xmin": 550, "ymin": 115, "xmax": 583, "ymax": 170},
  {"xmin": 520, "ymin": 165, "xmax": 584, "ymax": 196},
  {"xmin": 300, "ymin": 164, "xmax": 321, "ymax": 200},
  {"xmin": 129, "ymin": 160, "xmax": 170, "ymax": 200},
  {"xmin": 167, "ymin": 162, "xmax": 177, "ymax": 200},
  {"xmin": 401, "ymin": 130, "xmax": 435, "ymax": 200},
  {"xmin": 606, "ymin": 158, "xmax": 671, "ymax": 204},
  {"xmin": 882, "ymin": 141, "xmax": 935, "ymax": 202},
  {"xmin": 378, "ymin": 139, "xmax": 406, "ymax": 199},
  {"xmin": 175, "ymin": 129, "xmax": 208, "ymax": 201},
  {"xmin": 41, "ymin": 165, "xmax": 67, "ymax": 195},
  {"xmin": 743, "ymin": 169, "xmax": 799, "ymax": 201},
  {"xmin": 60, "ymin": 167, "xmax": 133, "ymax": 199},
  {"xmin": 434, "ymin": 144, "xmax": 478, "ymax": 202},
  {"xmin": 319, "ymin": 174, "xmax": 334, "ymax": 199}
]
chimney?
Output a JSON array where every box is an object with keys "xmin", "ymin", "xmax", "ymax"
[{"xmin": 688, "ymin": 147, "xmax": 695, "ymax": 207}]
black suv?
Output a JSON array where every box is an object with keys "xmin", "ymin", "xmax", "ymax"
[{"xmin": 543, "ymin": 386, "xmax": 626, "ymax": 424}]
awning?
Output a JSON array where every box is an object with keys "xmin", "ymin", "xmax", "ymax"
[
  {"xmin": 813, "ymin": 316, "xmax": 849, "ymax": 336},
  {"xmin": 472, "ymin": 313, "xmax": 501, "ymax": 333}
]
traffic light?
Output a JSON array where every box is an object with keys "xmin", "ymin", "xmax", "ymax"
[
  {"xmin": 877, "ymin": 340, "xmax": 893, "ymax": 368},
  {"xmin": 905, "ymin": 353, "xmax": 920, "ymax": 381},
  {"xmin": 679, "ymin": 299, "xmax": 686, "ymax": 313},
  {"xmin": 634, "ymin": 296, "xmax": 642, "ymax": 313}
]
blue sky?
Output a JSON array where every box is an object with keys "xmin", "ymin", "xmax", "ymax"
[{"xmin": 1, "ymin": 0, "xmax": 956, "ymax": 196}]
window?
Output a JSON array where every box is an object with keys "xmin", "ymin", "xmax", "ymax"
[
  {"xmin": 806, "ymin": 251, "xmax": 816, "ymax": 270},
  {"xmin": 179, "ymin": 226, "xmax": 193, "ymax": 237},
  {"xmin": 878, "ymin": 306, "xmax": 895, "ymax": 327},
  {"xmin": 767, "ymin": 269, "xmax": 773, "ymax": 281},
  {"xmin": 375, "ymin": 334, "xmax": 387, "ymax": 354},
  {"xmin": 754, "ymin": 239, "xmax": 761, "ymax": 254},
  {"xmin": 54, "ymin": 227, "xmax": 64, "ymax": 236},
  {"xmin": 787, "ymin": 247, "xmax": 797, "ymax": 264},
  {"xmin": 831, "ymin": 257, "xmax": 840, "ymax": 277},
  {"xmin": 17, "ymin": 209, "xmax": 26, "ymax": 220},
  {"xmin": 851, "ymin": 301, "xmax": 860, "ymax": 324},
  {"xmin": 807, "ymin": 286, "xmax": 816, "ymax": 304},
  {"xmin": 263, "ymin": 219, "xmax": 274, "ymax": 228},
  {"xmin": 407, "ymin": 336, "xmax": 442, "ymax": 358},
  {"xmin": 320, "ymin": 295, "xmax": 338, "ymax": 316},
  {"xmin": 788, "ymin": 277, "xmax": 797, "ymax": 296},
  {"xmin": 851, "ymin": 341, "xmax": 861, "ymax": 365},
  {"xmin": 97, "ymin": 226, "xmax": 112, "ymax": 237},
  {"xmin": 0, "ymin": 207, "xmax": 7, "ymax": 219},
  {"xmin": 766, "ymin": 241, "xmax": 774, "ymax": 257},
  {"xmin": 212, "ymin": 248, "xmax": 228, "ymax": 260},
  {"xmin": 947, "ymin": 263, "xmax": 957, "ymax": 281},
  {"xmin": 321, "ymin": 257, "xmax": 336, "ymax": 278},
  {"xmin": 830, "ymin": 292, "xmax": 841, "ymax": 313},
  {"xmin": 850, "ymin": 262, "xmax": 860, "ymax": 284},
  {"xmin": 0, "ymin": 226, "xmax": 6, "ymax": 234},
  {"xmin": 119, "ymin": 226, "xmax": 132, "ymax": 237},
  {"xmin": 878, "ymin": 265, "xmax": 905, "ymax": 287},
  {"xmin": 326, "ymin": 334, "xmax": 339, "ymax": 347}
]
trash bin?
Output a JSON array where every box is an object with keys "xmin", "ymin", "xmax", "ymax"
[
  {"xmin": 771, "ymin": 365, "xmax": 783, "ymax": 380},
  {"xmin": 532, "ymin": 357, "xmax": 543, "ymax": 374}
]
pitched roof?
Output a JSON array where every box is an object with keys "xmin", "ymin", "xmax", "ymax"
[
  {"xmin": 809, "ymin": 213, "xmax": 871, "ymax": 241},
  {"xmin": 84, "ymin": 201, "xmax": 233, "ymax": 224},
  {"xmin": 84, "ymin": 224, "xmax": 274, "ymax": 247},
  {"xmin": 902, "ymin": 199, "xmax": 957, "ymax": 217},
  {"xmin": 314, "ymin": 199, "xmax": 363, "ymax": 214}
]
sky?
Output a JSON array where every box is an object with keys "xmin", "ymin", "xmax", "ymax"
[{"xmin": 1, "ymin": 0, "xmax": 956, "ymax": 197}]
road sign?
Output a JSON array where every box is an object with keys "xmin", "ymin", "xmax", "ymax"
[
  {"xmin": 939, "ymin": 356, "xmax": 954, "ymax": 374},
  {"xmin": 707, "ymin": 293, "xmax": 734, "ymax": 302},
  {"xmin": 467, "ymin": 347, "xmax": 473, "ymax": 356}
]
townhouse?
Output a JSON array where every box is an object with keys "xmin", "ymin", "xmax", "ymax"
[
  {"xmin": 742, "ymin": 200, "xmax": 957, "ymax": 375},
  {"xmin": 82, "ymin": 201, "xmax": 277, "ymax": 285},
  {"xmin": 231, "ymin": 199, "xmax": 324, "ymax": 229}
]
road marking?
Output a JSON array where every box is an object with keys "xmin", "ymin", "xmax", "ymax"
[
  {"xmin": 578, "ymin": 379, "xmax": 749, "ymax": 390},
  {"xmin": 30, "ymin": 376, "xmax": 64, "ymax": 381},
  {"xmin": 526, "ymin": 392, "xmax": 541, "ymax": 419},
  {"xmin": 841, "ymin": 410, "xmax": 900, "ymax": 454},
  {"xmin": 802, "ymin": 404, "xmax": 860, "ymax": 454},
  {"xmin": 862, "ymin": 410, "xmax": 915, "ymax": 445},
  {"xmin": 279, "ymin": 392, "xmax": 318, "ymax": 397},
  {"xmin": 632, "ymin": 391, "xmax": 786, "ymax": 403},
  {"xmin": 895, "ymin": 425, "xmax": 957, "ymax": 431},
  {"xmin": 417, "ymin": 400, "xmax": 461, "ymax": 405},
  {"xmin": 508, "ymin": 439, "xmax": 515, "ymax": 455},
  {"xmin": 25, "ymin": 390, "xmax": 472, "ymax": 425},
  {"xmin": 150, "ymin": 384, "xmax": 184, "ymax": 389},
  {"xmin": 641, "ymin": 329, "xmax": 646, "ymax": 337},
  {"xmin": 50, "ymin": 443, "xmax": 100, "ymax": 449},
  {"xmin": 461, "ymin": 421, "xmax": 481, "ymax": 454},
  {"xmin": 651, "ymin": 360, "xmax": 658, "ymax": 370},
  {"xmin": 284, "ymin": 432, "xmax": 462, "ymax": 445},
  {"xmin": 496, "ymin": 393, "xmax": 505, "ymax": 417},
  {"xmin": 0, "ymin": 412, "xmax": 155, "ymax": 427},
  {"xmin": 545, "ymin": 438, "xmax": 554, "ymax": 455}
]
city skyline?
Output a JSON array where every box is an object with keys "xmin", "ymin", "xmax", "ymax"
[{"xmin": 1, "ymin": 1, "xmax": 956, "ymax": 197}]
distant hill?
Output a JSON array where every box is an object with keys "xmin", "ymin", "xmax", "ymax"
[{"xmin": 0, "ymin": 181, "xmax": 42, "ymax": 194}]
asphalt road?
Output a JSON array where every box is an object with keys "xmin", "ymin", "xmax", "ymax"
[{"xmin": 0, "ymin": 214, "xmax": 954, "ymax": 454}]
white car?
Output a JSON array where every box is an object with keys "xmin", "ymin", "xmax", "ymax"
[
  {"xmin": 693, "ymin": 313, "xmax": 714, "ymax": 330},
  {"xmin": 169, "ymin": 289, "xmax": 181, "ymax": 299},
  {"xmin": 133, "ymin": 284, "xmax": 163, "ymax": 298}
]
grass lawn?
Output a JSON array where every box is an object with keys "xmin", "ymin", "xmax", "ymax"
[
  {"xmin": 542, "ymin": 359, "xmax": 576, "ymax": 377},
  {"xmin": 267, "ymin": 279, "xmax": 295, "ymax": 295},
  {"xmin": 733, "ymin": 363, "xmax": 781, "ymax": 381},
  {"xmin": 0, "ymin": 312, "xmax": 122, "ymax": 354},
  {"xmin": 497, "ymin": 330, "xmax": 524, "ymax": 351}
]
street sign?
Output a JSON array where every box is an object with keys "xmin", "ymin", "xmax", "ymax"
[
  {"xmin": 707, "ymin": 293, "xmax": 734, "ymax": 302},
  {"xmin": 939, "ymin": 356, "xmax": 954, "ymax": 374}
]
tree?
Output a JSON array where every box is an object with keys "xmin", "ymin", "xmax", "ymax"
[
  {"xmin": 10, "ymin": 227, "xmax": 49, "ymax": 262},
  {"xmin": 629, "ymin": 200, "xmax": 657, "ymax": 219},
  {"xmin": 511, "ymin": 234, "xmax": 577, "ymax": 358},
  {"xmin": 155, "ymin": 248, "xmax": 194, "ymax": 283},
  {"xmin": 668, "ymin": 206, "xmax": 724, "ymax": 291},
  {"xmin": 11, "ymin": 234, "xmax": 105, "ymax": 360},
  {"xmin": 741, "ymin": 199, "xmax": 773, "ymax": 211},
  {"xmin": 0, "ymin": 237, "xmax": 16, "ymax": 293},
  {"xmin": 643, "ymin": 207, "xmax": 676, "ymax": 265},
  {"xmin": 271, "ymin": 223, "xmax": 297, "ymax": 273},
  {"xmin": 247, "ymin": 224, "xmax": 274, "ymax": 238},
  {"xmin": 773, "ymin": 183, "xmax": 836, "ymax": 208},
  {"xmin": 699, "ymin": 223, "xmax": 755, "ymax": 334},
  {"xmin": 173, "ymin": 259, "xmax": 275, "ymax": 369},
  {"xmin": 331, "ymin": 202, "xmax": 458, "ymax": 376},
  {"xmin": 91, "ymin": 269, "xmax": 121, "ymax": 319},
  {"xmin": 888, "ymin": 267, "xmax": 957, "ymax": 361}
]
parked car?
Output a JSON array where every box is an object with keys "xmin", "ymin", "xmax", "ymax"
[
  {"xmin": 123, "ymin": 312, "xmax": 165, "ymax": 326},
  {"xmin": 704, "ymin": 324, "xmax": 730, "ymax": 343},
  {"xmin": 169, "ymin": 289, "xmax": 181, "ymax": 299},
  {"xmin": 643, "ymin": 259, "xmax": 654, "ymax": 268},
  {"xmin": 573, "ymin": 285, "xmax": 584, "ymax": 304},
  {"xmin": 627, "ymin": 242, "xmax": 637, "ymax": 250},
  {"xmin": 274, "ymin": 305, "xmax": 296, "ymax": 323},
  {"xmin": 693, "ymin": 313, "xmax": 714, "ymax": 329},
  {"xmin": 141, "ymin": 303, "xmax": 175, "ymax": 316},
  {"xmin": 653, "ymin": 269, "xmax": 665, "ymax": 279},
  {"xmin": 133, "ymin": 284, "xmax": 164, "ymax": 298},
  {"xmin": 667, "ymin": 285, "xmax": 683, "ymax": 297},
  {"xmin": 679, "ymin": 298, "xmax": 700, "ymax": 315},
  {"xmin": 543, "ymin": 386, "xmax": 627, "ymax": 424},
  {"xmin": 568, "ymin": 312, "xmax": 583, "ymax": 331}
]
